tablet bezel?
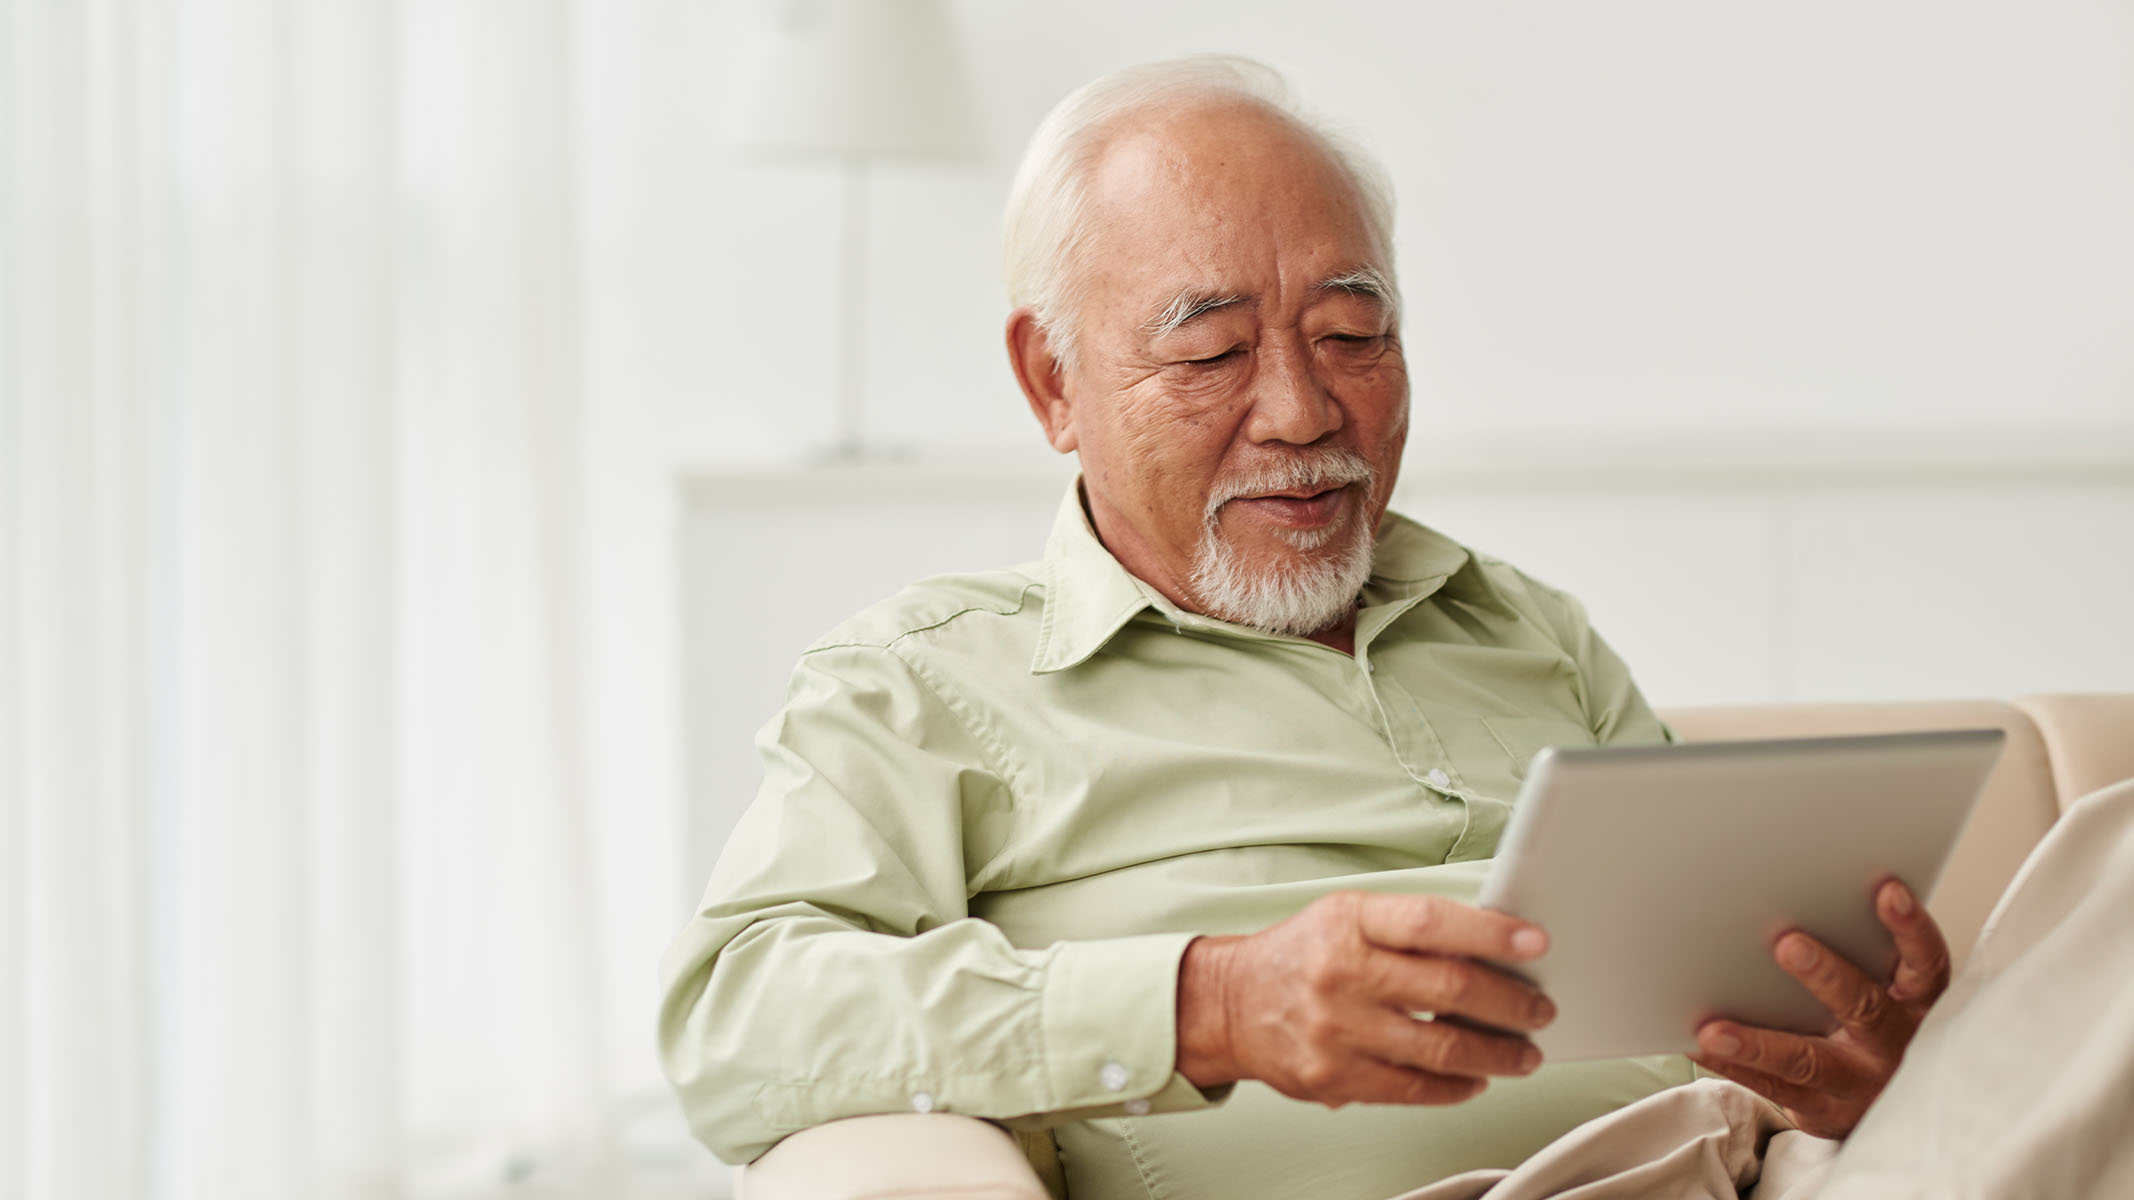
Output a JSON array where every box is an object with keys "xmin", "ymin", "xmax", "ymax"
[{"xmin": 1476, "ymin": 728, "xmax": 2004, "ymax": 1062}]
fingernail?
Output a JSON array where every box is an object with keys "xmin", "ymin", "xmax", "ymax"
[
  {"xmin": 1520, "ymin": 1045, "xmax": 1542, "ymax": 1072},
  {"xmin": 1780, "ymin": 936, "xmax": 1818, "ymax": 971},
  {"xmin": 1512, "ymin": 927, "xmax": 1547, "ymax": 958},
  {"xmin": 1889, "ymin": 883, "xmax": 1915, "ymax": 916},
  {"xmin": 1706, "ymin": 1030, "xmax": 1741, "ymax": 1057},
  {"xmin": 1532, "ymin": 997, "xmax": 1557, "ymax": 1028}
]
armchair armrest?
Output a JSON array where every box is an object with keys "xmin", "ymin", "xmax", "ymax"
[{"xmin": 740, "ymin": 1112, "xmax": 1049, "ymax": 1200}]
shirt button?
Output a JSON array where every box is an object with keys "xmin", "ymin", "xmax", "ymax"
[
  {"xmin": 1427, "ymin": 768, "xmax": 1450, "ymax": 788},
  {"xmin": 910, "ymin": 1091, "xmax": 934, "ymax": 1113},
  {"xmin": 1364, "ymin": 660, "xmax": 1377, "ymax": 674},
  {"xmin": 1123, "ymin": 1098, "xmax": 1152, "ymax": 1116},
  {"xmin": 1099, "ymin": 1060, "xmax": 1129, "ymax": 1091}
]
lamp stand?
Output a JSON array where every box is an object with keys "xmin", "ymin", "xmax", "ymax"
[{"xmin": 816, "ymin": 154, "xmax": 870, "ymax": 463}]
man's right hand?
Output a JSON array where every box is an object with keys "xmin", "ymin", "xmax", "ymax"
[{"xmin": 1175, "ymin": 891, "xmax": 1557, "ymax": 1107}]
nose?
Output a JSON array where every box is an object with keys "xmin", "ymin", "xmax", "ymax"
[{"xmin": 1243, "ymin": 336, "xmax": 1343, "ymax": 446}]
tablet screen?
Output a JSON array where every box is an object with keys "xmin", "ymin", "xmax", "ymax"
[{"xmin": 1477, "ymin": 729, "xmax": 2002, "ymax": 1061}]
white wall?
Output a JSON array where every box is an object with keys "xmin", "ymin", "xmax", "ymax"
[
  {"xmin": 680, "ymin": 457, "xmax": 2134, "ymax": 880},
  {"xmin": 576, "ymin": 0, "xmax": 2134, "ymax": 968},
  {"xmin": 584, "ymin": 0, "xmax": 2134, "ymax": 466}
]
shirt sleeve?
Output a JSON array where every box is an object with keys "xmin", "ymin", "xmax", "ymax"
[
  {"xmin": 656, "ymin": 641, "xmax": 1225, "ymax": 1166},
  {"xmin": 1561, "ymin": 592, "xmax": 1673, "ymax": 747},
  {"xmin": 1504, "ymin": 572, "xmax": 1673, "ymax": 747}
]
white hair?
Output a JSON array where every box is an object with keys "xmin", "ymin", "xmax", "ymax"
[
  {"xmin": 1188, "ymin": 447, "xmax": 1380, "ymax": 637},
  {"xmin": 1001, "ymin": 55, "xmax": 1400, "ymax": 372}
]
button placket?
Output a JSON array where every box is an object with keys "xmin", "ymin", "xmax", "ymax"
[
  {"xmin": 1373, "ymin": 676, "xmax": 1518, "ymax": 862},
  {"xmin": 1372, "ymin": 676, "xmax": 1459, "ymax": 789}
]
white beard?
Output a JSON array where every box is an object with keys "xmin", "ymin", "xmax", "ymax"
[{"xmin": 1187, "ymin": 450, "xmax": 1377, "ymax": 638}]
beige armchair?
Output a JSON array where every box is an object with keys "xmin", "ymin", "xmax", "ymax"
[{"xmin": 735, "ymin": 693, "xmax": 2134, "ymax": 1200}]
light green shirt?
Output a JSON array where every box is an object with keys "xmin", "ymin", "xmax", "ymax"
[{"xmin": 659, "ymin": 483, "xmax": 1693, "ymax": 1198}]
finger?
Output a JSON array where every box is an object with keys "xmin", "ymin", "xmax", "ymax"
[
  {"xmin": 1771, "ymin": 931, "xmax": 1913, "ymax": 1053},
  {"xmin": 1877, "ymin": 878, "xmax": 1952, "ymax": 1007},
  {"xmin": 1686, "ymin": 1054, "xmax": 1830, "ymax": 1120},
  {"xmin": 1291, "ymin": 1054, "xmax": 1490, "ymax": 1108},
  {"xmin": 1365, "ymin": 950, "xmax": 1557, "ymax": 1033},
  {"xmin": 1357, "ymin": 1007, "xmax": 1542, "ymax": 1079},
  {"xmin": 1355, "ymin": 893, "xmax": 1548, "ymax": 962},
  {"xmin": 1695, "ymin": 1020, "xmax": 1876, "ymax": 1097}
]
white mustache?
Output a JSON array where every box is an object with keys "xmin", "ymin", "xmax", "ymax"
[{"xmin": 1204, "ymin": 449, "xmax": 1376, "ymax": 521}]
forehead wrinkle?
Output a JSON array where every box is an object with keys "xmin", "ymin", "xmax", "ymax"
[{"xmin": 1080, "ymin": 107, "xmax": 1389, "ymax": 362}]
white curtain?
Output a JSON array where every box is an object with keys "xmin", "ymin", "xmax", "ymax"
[{"xmin": 2, "ymin": 3, "xmax": 700, "ymax": 1197}]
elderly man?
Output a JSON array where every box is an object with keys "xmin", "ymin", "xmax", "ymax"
[{"xmin": 658, "ymin": 57, "xmax": 1947, "ymax": 1198}]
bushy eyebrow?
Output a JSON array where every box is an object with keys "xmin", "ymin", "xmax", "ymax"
[
  {"xmin": 1316, "ymin": 265, "xmax": 1395, "ymax": 308},
  {"xmin": 1142, "ymin": 289, "xmax": 1246, "ymax": 339},
  {"xmin": 1142, "ymin": 267, "xmax": 1394, "ymax": 340}
]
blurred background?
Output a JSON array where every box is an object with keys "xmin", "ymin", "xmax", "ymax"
[{"xmin": 5, "ymin": 1, "xmax": 2131, "ymax": 1197}]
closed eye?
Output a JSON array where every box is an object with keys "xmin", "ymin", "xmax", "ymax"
[
  {"xmin": 1321, "ymin": 333, "xmax": 1390, "ymax": 358},
  {"xmin": 1181, "ymin": 347, "xmax": 1244, "ymax": 366}
]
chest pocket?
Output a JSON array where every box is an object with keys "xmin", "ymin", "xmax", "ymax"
[{"xmin": 1481, "ymin": 714, "xmax": 1597, "ymax": 781}]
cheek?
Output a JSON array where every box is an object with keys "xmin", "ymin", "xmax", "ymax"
[
  {"xmin": 1347, "ymin": 359, "xmax": 1410, "ymax": 442},
  {"xmin": 1104, "ymin": 388, "xmax": 1240, "ymax": 517},
  {"xmin": 1355, "ymin": 343, "xmax": 1409, "ymax": 389},
  {"xmin": 1112, "ymin": 403, "xmax": 1195, "ymax": 469},
  {"xmin": 1116, "ymin": 380, "xmax": 1237, "ymax": 456}
]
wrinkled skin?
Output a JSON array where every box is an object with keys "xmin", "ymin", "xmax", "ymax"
[
  {"xmin": 1007, "ymin": 99, "xmax": 1407, "ymax": 654},
  {"xmin": 1004, "ymin": 98, "xmax": 1949, "ymax": 1130},
  {"xmin": 1175, "ymin": 890, "xmax": 1557, "ymax": 1106}
]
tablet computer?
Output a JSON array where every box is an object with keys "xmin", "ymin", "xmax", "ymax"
[{"xmin": 1476, "ymin": 728, "xmax": 2004, "ymax": 1062}]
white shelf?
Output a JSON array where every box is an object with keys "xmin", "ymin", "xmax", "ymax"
[{"xmin": 682, "ymin": 436, "xmax": 2134, "ymax": 503}]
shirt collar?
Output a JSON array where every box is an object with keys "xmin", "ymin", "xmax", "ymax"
[
  {"xmin": 1364, "ymin": 507, "xmax": 1517, "ymax": 617},
  {"xmin": 1028, "ymin": 477, "xmax": 1514, "ymax": 675},
  {"xmin": 1030, "ymin": 482, "xmax": 1160, "ymax": 674}
]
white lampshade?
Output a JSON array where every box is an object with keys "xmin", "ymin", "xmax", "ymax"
[{"xmin": 729, "ymin": 0, "xmax": 986, "ymax": 162}]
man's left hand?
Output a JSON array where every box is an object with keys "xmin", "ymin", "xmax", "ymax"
[{"xmin": 1689, "ymin": 878, "xmax": 1951, "ymax": 1138}]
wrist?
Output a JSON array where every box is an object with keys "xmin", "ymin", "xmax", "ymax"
[{"xmin": 1175, "ymin": 934, "xmax": 1243, "ymax": 1087}]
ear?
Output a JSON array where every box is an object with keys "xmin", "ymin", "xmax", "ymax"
[{"xmin": 1006, "ymin": 307, "xmax": 1078, "ymax": 454}]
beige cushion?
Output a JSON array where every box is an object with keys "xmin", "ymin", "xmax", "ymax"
[
  {"xmin": 2014, "ymin": 693, "xmax": 2134, "ymax": 808},
  {"xmin": 1657, "ymin": 701, "xmax": 2059, "ymax": 971},
  {"xmin": 742, "ymin": 1112, "xmax": 1048, "ymax": 1200}
]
